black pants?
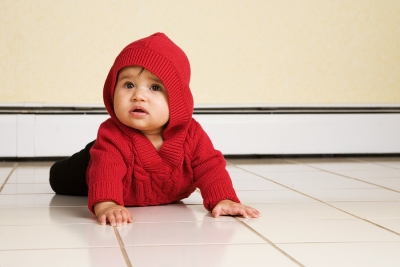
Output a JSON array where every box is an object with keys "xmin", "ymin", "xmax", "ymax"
[{"xmin": 49, "ymin": 140, "xmax": 95, "ymax": 196}]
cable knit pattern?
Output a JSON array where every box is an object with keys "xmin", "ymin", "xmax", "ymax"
[{"xmin": 87, "ymin": 33, "xmax": 240, "ymax": 212}]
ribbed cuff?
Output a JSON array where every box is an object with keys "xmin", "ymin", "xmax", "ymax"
[
  {"xmin": 200, "ymin": 183, "xmax": 240, "ymax": 211},
  {"xmin": 88, "ymin": 182, "xmax": 124, "ymax": 213}
]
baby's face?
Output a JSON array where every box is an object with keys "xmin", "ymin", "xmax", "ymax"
[{"xmin": 113, "ymin": 66, "xmax": 169, "ymax": 135}]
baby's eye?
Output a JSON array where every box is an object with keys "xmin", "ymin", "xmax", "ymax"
[
  {"xmin": 124, "ymin": 82, "xmax": 134, "ymax": 89},
  {"xmin": 150, "ymin": 85, "xmax": 162, "ymax": 91}
]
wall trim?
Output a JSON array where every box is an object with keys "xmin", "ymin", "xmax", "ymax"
[
  {"xmin": 1, "ymin": 104, "xmax": 400, "ymax": 114},
  {"xmin": 1, "ymin": 106, "xmax": 399, "ymax": 157}
]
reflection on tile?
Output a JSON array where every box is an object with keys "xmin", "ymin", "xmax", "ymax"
[
  {"xmin": 14, "ymin": 162, "xmax": 52, "ymax": 175},
  {"xmin": 373, "ymin": 162, "xmax": 400, "ymax": 170},
  {"xmin": 125, "ymin": 244, "xmax": 299, "ymax": 267},
  {"xmin": 299, "ymin": 188, "xmax": 400, "ymax": 202},
  {"xmin": 0, "ymin": 194, "xmax": 87, "ymax": 207},
  {"xmin": 0, "ymin": 224, "xmax": 118, "ymax": 250},
  {"xmin": 228, "ymin": 171, "xmax": 267, "ymax": 181},
  {"xmin": 7, "ymin": 173, "xmax": 50, "ymax": 184},
  {"xmin": 236, "ymin": 163, "xmax": 316, "ymax": 173},
  {"xmin": 328, "ymin": 201, "xmax": 400, "ymax": 218},
  {"xmin": 237, "ymin": 203, "xmax": 354, "ymax": 220},
  {"xmin": 0, "ymin": 248, "xmax": 126, "ymax": 267},
  {"xmin": 270, "ymin": 177, "xmax": 378, "ymax": 190},
  {"xmin": 355, "ymin": 157, "xmax": 400, "ymax": 170},
  {"xmin": 279, "ymin": 242, "xmax": 400, "ymax": 267},
  {"xmin": 292, "ymin": 159, "xmax": 393, "ymax": 171},
  {"xmin": 236, "ymin": 190, "xmax": 316, "ymax": 204},
  {"xmin": 355, "ymin": 157, "xmax": 400, "ymax": 162},
  {"xmin": 119, "ymin": 221, "xmax": 265, "ymax": 246},
  {"xmin": 233, "ymin": 179, "xmax": 287, "ymax": 190},
  {"xmin": 344, "ymin": 177, "xmax": 400, "ymax": 191},
  {"xmin": 258, "ymin": 170, "xmax": 343, "ymax": 180},
  {"xmin": 225, "ymin": 165, "xmax": 248, "ymax": 173},
  {"xmin": 332, "ymin": 169, "xmax": 400, "ymax": 179},
  {"xmin": 242, "ymin": 219, "xmax": 400, "ymax": 243},
  {"xmin": 0, "ymin": 207, "xmax": 96, "ymax": 225},
  {"xmin": 128, "ymin": 204, "xmax": 235, "ymax": 223},
  {"xmin": 0, "ymin": 162, "xmax": 17, "ymax": 167},
  {"xmin": 1, "ymin": 183, "xmax": 54, "ymax": 194},
  {"xmin": 227, "ymin": 159, "xmax": 291, "ymax": 165}
]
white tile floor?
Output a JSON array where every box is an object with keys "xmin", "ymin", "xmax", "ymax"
[{"xmin": 0, "ymin": 157, "xmax": 400, "ymax": 267}]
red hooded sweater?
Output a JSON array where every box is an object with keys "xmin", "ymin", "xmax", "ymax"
[{"xmin": 87, "ymin": 33, "xmax": 240, "ymax": 212}]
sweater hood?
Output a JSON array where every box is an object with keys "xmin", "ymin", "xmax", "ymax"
[{"xmin": 103, "ymin": 33, "xmax": 193, "ymax": 143}]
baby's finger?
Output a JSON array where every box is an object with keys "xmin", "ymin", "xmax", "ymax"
[
  {"xmin": 128, "ymin": 211, "xmax": 133, "ymax": 223},
  {"xmin": 114, "ymin": 211, "xmax": 124, "ymax": 226},
  {"xmin": 126, "ymin": 212, "xmax": 133, "ymax": 223},
  {"xmin": 98, "ymin": 214, "xmax": 107, "ymax": 226},
  {"xmin": 107, "ymin": 213, "xmax": 117, "ymax": 227},
  {"xmin": 120, "ymin": 210, "xmax": 130, "ymax": 224},
  {"xmin": 238, "ymin": 207, "xmax": 250, "ymax": 219},
  {"xmin": 212, "ymin": 206, "xmax": 222, "ymax": 218},
  {"xmin": 246, "ymin": 207, "xmax": 260, "ymax": 218}
]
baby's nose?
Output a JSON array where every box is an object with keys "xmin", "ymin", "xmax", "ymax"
[{"xmin": 131, "ymin": 87, "xmax": 147, "ymax": 101}]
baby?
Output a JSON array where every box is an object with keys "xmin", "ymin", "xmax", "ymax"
[{"xmin": 50, "ymin": 33, "xmax": 259, "ymax": 226}]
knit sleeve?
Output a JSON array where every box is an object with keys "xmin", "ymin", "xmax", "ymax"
[
  {"xmin": 87, "ymin": 119, "xmax": 129, "ymax": 213},
  {"xmin": 190, "ymin": 121, "xmax": 240, "ymax": 211}
]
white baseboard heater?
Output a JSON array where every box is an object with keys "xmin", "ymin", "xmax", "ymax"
[{"xmin": 1, "ymin": 105, "xmax": 400, "ymax": 157}]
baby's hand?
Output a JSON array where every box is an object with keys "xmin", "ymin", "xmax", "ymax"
[
  {"xmin": 212, "ymin": 200, "xmax": 260, "ymax": 219},
  {"xmin": 94, "ymin": 201, "xmax": 132, "ymax": 226}
]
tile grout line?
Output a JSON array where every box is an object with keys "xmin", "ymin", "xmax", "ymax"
[
  {"xmin": 0, "ymin": 163, "xmax": 18, "ymax": 193},
  {"xmin": 113, "ymin": 227, "xmax": 133, "ymax": 267},
  {"xmin": 233, "ymin": 164, "xmax": 400, "ymax": 237},
  {"xmin": 284, "ymin": 159, "xmax": 400, "ymax": 194},
  {"xmin": 233, "ymin": 217, "xmax": 305, "ymax": 267}
]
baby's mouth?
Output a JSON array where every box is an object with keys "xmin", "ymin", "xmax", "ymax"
[{"xmin": 130, "ymin": 107, "xmax": 148, "ymax": 116}]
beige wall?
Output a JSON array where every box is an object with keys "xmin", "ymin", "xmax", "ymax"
[{"xmin": 1, "ymin": 0, "xmax": 399, "ymax": 105}]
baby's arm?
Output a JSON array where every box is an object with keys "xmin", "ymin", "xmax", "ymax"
[
  {"xmin": 212, "ymin": 200, "xmax": 260, "ymax": 219},
  {"xmin": 94, "ymin": 201, "xmax": 132, "ymax": 226}
]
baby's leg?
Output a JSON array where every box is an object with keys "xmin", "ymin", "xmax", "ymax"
[{"xmin": 49, "ymin": 140, "xmax": 95, "ymax": 196}]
